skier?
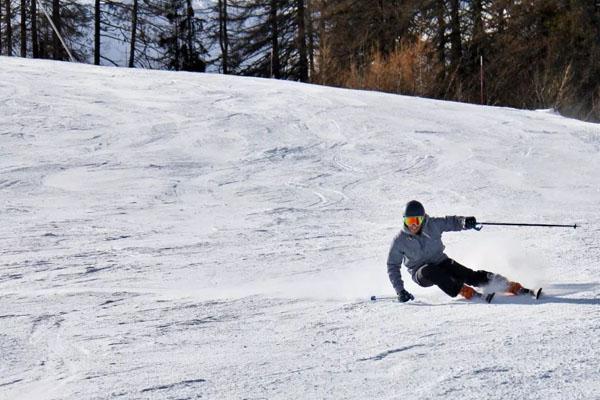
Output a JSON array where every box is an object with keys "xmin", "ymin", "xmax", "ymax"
[{"xmin": 388, "ymin": 200, "xmax": 523, "ymax": 302}]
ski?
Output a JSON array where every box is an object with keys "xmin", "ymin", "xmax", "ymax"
[
  {"xmin": 474, "ymin": 291, "xmax": 495, "ymax": 303},
  {"xmin": 517, "ymin": 287, "xmax": 543, "ymax": 299},
  {"xmin": 369, "ymin": 295, "xmax": 423, "ymax": 302},
  {"xmin": 370, "ymin": 293, "xmax": 496, "ymax": 303},
  {"xmin": 370, "ymin": 295, "xmax": 397, "ymax": 301}
]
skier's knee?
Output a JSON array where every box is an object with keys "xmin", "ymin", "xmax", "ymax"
[
  {"xmin": 475, "ymin": 270, "xmax": 491, "ymax": 281},
  {"xmin": 485, "ymin": 272, "xmax": 508, "ymax": 285},
  {"xmin": 414, "ymin": 265, "xmax": 435, "ymax": 287}
]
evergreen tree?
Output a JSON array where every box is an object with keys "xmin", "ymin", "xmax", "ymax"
[
  {"xmin": 227, "ymin": 0, "xmax": 311, "ymax": 80},
  {"xmin": 156, "ymin": 0, "xmax": 206, "ymax": 72}
]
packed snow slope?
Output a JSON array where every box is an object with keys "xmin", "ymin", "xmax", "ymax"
[{"xmin": 1, "ymin": 56, "xmax": 599, "ymax": 400}]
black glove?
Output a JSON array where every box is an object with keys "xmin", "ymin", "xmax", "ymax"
[
  {"xmin": 464, "ymin": 216, "xmax": 477, "ymax": 230},
  {"xmin": 397, "ymin": 289, "xmax": 414, "ymax": 303}
]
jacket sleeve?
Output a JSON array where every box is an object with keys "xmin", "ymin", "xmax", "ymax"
[
  {"xmin": 386, "ymin": 238, "xmax": 405, "ymax": 294},
  {"xmin": 434, "ymin": 216, "xmax": 466, "ymax": 232}
]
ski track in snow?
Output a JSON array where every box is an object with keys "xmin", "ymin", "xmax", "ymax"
[{"xmin": 1, "ymin": 57, "xmax": 600, "ymax": 399}]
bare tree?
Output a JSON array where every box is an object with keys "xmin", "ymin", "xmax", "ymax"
[{"xmin": 129, "ymin": 0, "xmax": 138, "ymax": 67}]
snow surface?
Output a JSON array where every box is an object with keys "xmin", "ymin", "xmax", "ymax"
[{"xmin": 1, "ymin": 56, "xmax": 599, "ymax": 400}]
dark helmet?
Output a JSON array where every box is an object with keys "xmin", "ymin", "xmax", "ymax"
[{"xmin": 403, "ymin": 200, "xmax": 425, "ymax": 217}]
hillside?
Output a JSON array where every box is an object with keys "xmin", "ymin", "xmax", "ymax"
[{"xmin": 1, "ymin": 56, "xmax": 599, "ymax": 400}]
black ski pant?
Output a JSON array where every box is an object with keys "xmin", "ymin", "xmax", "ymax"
[{"xmin": 413, "ymin": 258, "xmax": 491, "ymax": 297}]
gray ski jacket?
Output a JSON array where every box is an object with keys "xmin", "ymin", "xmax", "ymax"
[{"xmin": 387, "ymin": 215, "xmax": 467, "ymax": 294}]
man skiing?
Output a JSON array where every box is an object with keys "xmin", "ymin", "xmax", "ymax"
[{"xmin": 387, "ymin": 200, "xmax": 523, "ymax": 302}]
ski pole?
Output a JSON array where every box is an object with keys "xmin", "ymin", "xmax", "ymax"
[
  {"xmin": 476, "ymin": 222, "xmax": 578, "ymax": 229},
  {"xmin": 370, "ymin": 295, "xmax": 397, "ymax": 301}
]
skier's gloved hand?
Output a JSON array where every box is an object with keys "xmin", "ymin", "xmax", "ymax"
[
  {"xmin": 397, "ymin": 289, "xmax": 414, "ymax": 303},
  {"xmin": 464, "ymin": 216, "xmax": 477, "ymax": 230}
]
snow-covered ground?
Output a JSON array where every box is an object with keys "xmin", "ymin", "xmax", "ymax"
[{"xmin": 1, "ymin": 56, "xmax": 599, "ymax": 400}]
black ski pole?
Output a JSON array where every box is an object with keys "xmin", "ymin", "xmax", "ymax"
[
  {"xmin": 370, "ymin": 295, "xmax": 397, "ymax": 301},
  {"xmin": 476, "ymin": 222, "xmax": 578, "ymax": 229}
]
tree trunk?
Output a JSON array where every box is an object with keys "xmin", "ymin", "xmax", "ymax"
[
  {"xmin": 269, "ymin": 0, "xmax": 280, "ymax": 79},
  {"xmin": 449, "ymin": 0, "xmax": 461, "ymax": 70},
  {"xmin": 173, "ymin": 7, "xmax": 180, "ymax": 71},
  {"xmin": 449, "ymin": 0, "xmax": 462, "ymax": 98},
  {"xmin": 296, "ymin": 0, "xmax": 308, "ymax": 82},
  {"xmin": 435, "ymin": 0, "xmax": 446, "ymax": 66},
  {"xmin": 472, "ymin": 0, "xmax": 483, "ymax": 55},
  {"xmin": 306, "ymin": 0, "xmax": 315, "ymax": 80},
  {"xmin": 185, "ymin": 0, "xmax": 194, "ymax": 57},
  {"xmin": 317, "ymin": 0, "xmax": 326, "ymax": 84},
  {"xmin": 52, "ymin": 0, "xmax": 61, "ymax": 60},
  {"xmin": 5, "ymin": 0, "xmax": 12, "ymax": 55},
  {"xmin": 20, "ymin": 0, "xmax": 26, "ymax": 56},
  {"xmin": 31, "ymin": 0, "xmax": 38, "ymax": 58},
  {"xmin": 494, "ymin": 2, "xmax": 506, "ymax": 34},
  {"xmin": 40, "ymin": 21, "xmax": 49, "ymax": 59},
  {"xmin": 94, "ymin": 0, "xmax": 100, "ymax": 64},
  {"xmin": 0, "ymin": 0, "xmax": 3, "ymax": 55},
  {"xmin": 129, "ymin": 0, "xmax": 137, "ymax": 67},
  {"xmin": 218, "ymin": 0, "xmax": 229, "ymax": 74},
  {"xmin": 378, "ymin": 0, "xmax": 386, "ymax": 54}
]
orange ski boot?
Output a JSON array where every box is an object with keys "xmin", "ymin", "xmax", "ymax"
[
  {"xmin": 459, "ymin": 285, "xmax": 476, "ymax": 300},
  {"xmin": 507, "ymin": 281, "xmax": 523, "ymax": 295}
]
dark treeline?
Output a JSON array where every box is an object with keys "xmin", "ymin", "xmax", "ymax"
[{"xmin": 1, "ymin": 0, "xmax": 599, "ymax": 121}]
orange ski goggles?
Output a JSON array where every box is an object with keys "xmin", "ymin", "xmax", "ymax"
[{"xmin": 404, "ymin": 216, "xmax": 424, "ymax": 226}]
